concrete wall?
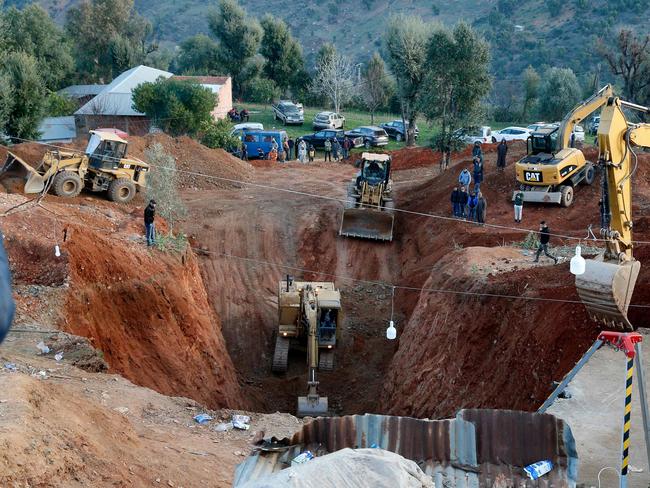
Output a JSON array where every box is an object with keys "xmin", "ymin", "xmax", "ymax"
[{"xmin": 211, "ymin": 78, "xmax": 232, "ymax": 120}]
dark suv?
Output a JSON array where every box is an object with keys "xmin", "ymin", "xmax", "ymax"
[
  {"xmin": 379, "ymin": 120, "xmax": 419, "ymax": 141},
  {"xmin": 344, "ymin": 126, "xmax": 389, "ymax": 148},
  {"xmin": 298, "ymin": 129, "xmax": 363, "ymax": 149}
]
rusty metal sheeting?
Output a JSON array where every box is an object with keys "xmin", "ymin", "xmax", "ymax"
[{"xmin": 233, "ymin": 409, "xmax": 578, "ymax": 487}]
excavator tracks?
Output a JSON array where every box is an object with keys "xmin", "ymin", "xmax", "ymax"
[
  {"xmin": 319, "ymin": 350, "xmax": 335, "ymax": 371},
  {"xmin": 272, "ymin": 336, "xmax": 290, "ymax": 373}
]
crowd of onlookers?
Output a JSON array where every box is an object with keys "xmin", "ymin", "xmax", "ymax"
[{"xmin": 240, "ymin": 136, "xmax": 355, "ymax": 164}]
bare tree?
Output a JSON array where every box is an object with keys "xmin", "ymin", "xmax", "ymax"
[
  {"xmin": 145, "ymin": 143, "xmax": 186, "ymax": 235},
  {"xmin": 310, "ymin": 50, "xmax": 356, "ymax": 114},
  {"xmin": 600, "ymin": 29, "xmax": 650, "ymax": 102},
  {"xmin": 361, "ymin": 53, "xmax": 392, "ymax": 124}
]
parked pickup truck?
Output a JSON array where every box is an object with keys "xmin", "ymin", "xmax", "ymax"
[{"xmin": 271, "ymin": 101, "xmax": 304, "ymax": 125}]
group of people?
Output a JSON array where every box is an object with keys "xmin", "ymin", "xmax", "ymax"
[
  {"xmin": 228, "ymin": 107, "xmax": 249, "ymax": 122},
  {"xmin": 450, "ymin": 186, "xmax": 486, "ymax": 223},
  {"xmin": 239, "ymin": 135, "xmax": 355, "ymax": 164}
]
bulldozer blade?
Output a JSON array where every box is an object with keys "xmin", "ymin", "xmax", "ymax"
[
  {"xmin": 575, "ymin": 258, "xmax": 641, "ymax": 330},
  {"xmin": 0, "ymin": 153, "xmax": 44, "ymax": 194},
  {"xmin": 296, "ymin": 395, "xmax": 329, "ymax": 418},
  {"xmin": 339, "ymin": 208, "xmax": 394, "ymax": 241}
]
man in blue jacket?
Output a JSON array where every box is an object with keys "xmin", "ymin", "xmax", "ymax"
[{"xmin": 0, "ymin": 232, "xmax": 15, "ymax": 344}]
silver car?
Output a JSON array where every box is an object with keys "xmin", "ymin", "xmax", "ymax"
[{"xmin": 313, "ymin": 111, "xmax": 345, "ymax": 130}]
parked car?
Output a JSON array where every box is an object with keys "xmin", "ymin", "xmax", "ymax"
[
  {"xmin": 271, "ymin": 101, "xmax": 304, "ymax": 125},
  {"xmin": 453, "ymin": 126, "xmax": 493, "ymax": 145},
  {"xmin": 313, "ymin": 112, "xmax": 345, "ymax": 130},
  {"xmin": 589, "ymin": 115, "xmax": 600, "ymax": 135},
  {"xmin": 572, "ymin": 124, "xmax": 585, "ymax": 143},
  {"xmin": 298, "ymin": 129, "xmax": 363, "ymax": 149},
  {"xmin": 491, "ymin": 126, "xmax": 531, "ymax": 142},
  {"xmin": 378, "ymin": 120, "xmax": 419, "ymax": 142},
  {"xmin": 344, "ymin": 126, "xmax": 389, "ymax": 148},
  {"xmin": 526, "ymin": 122, "xmax": 548, "ymax": 132},
  {"xmin": 237, "ymin": 129, "xmax": 287, "ymax": 158}
]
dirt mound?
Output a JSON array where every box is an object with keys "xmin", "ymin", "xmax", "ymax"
[
  {"xmin": 128, "ymin": 133, "xmax": 253, "ymax": 190},
  {"xmin": 389, "ymin": 142, "xmax": 502, "ymax": 171}
]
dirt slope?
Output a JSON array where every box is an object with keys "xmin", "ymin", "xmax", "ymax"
[{"xmin": 1, "ymin": 193, "xmax": 244, "ymax": 410}]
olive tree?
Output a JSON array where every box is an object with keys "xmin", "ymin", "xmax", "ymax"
[
  {"xmin": 145, "ymin": 143, "xmax": 186, "ymax": 236},
  {"xmin": 538, "ymin": 67, "xmax": 581, "ymax": 121}
]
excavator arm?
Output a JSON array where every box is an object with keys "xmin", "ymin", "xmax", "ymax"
[
  {"xmin": 576, "ymin": 96, "xmax": 650, "ymax": 330},
  {"xmin": 557, "ymin": 84, "xmax": 614, "ymax": 150}
]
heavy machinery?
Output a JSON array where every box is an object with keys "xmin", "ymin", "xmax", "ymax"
[
  {"xmin": 575, "ymin": 94, "xmax": 650, "ymax": 330},
  {"xmin": 0, "ymin": 129, "xmax": 148, "ymax": 203},
  {"xmin": 340, "ymin": 152, "xmax": 394, "ymax": 241},
  {"xmin": 513, "ymin": 85, "xmax": 614, "ymax": 207},
  {"xmin": 272, "ymin": 277, "xmax": 342, "ymax": 417}
]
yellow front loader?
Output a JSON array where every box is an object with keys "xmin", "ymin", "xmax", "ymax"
[
  {"xmin": 0, "ymin": 130, "xmax": 148, "ymax": 203},
  {"xmin": 575, "ymin": 95, "xmax": 650, "ymax": 330},
  {"xmin": 273, "ymin": 277, "xmax": 341, "ymax": 417},
  {"xmin": 340, "ymin": 152, "xmax": 395, "ymax": 241}
]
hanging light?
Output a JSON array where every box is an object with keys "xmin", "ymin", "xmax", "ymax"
[
  {"xmin": 54, "ymin": 245, "xmax": 61, "ymax": 258},
  {"xmin": 570, "ymin": 245, "xmax": 585, "ymax": 275},
  {"xmin": 386, "ymin": 320, "xmax": 397, "ymax": 340}
]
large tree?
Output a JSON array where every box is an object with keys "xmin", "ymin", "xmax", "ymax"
[
  {"xmin": 132, "ymin": 78, "xmax": 217, "ymax": 136},
  {"xmin": 65, "ymin": 0, "xmax": 157, "ymax": 83},
  {"xmin": 600, "ymin": 29, "xmax": 650, "ymax": 104},
  {"xmin": 174, "ymin": 34, "xmax": 221, "ymax": 75},
  {"xmin": 310, "ymin": 47, "xmax": 356, "ymax": 114},
  {"xmin": 538, "ymin": 67, "xmax": 581, "ymax": 121},
  {"xmin": 3, "ymin": 5, "xmax": 74, "ymax": 90},
  {"xmin": 361, "ymin": 53, "xmax": 392, "ymax": 124},
  {"xmin": 208, "ymin": 0, "xmax": 262, "ymax": 97},
  {"xmin": 384, "ymin": 15, "xmax": 431, "ymax": 146},
  {"xmin": 259, "ymin": 15, "xmax": 306, "ymax": 95},
  {"xmin": 422, "ymin": 22, "xmax": 491, "ymax": 152},
  {"xmin": 2, "ymin": 52, "xmax": 46, "ymax": 139},
  {"xmin": 521, "ymin": 65, "xmax": 540, "ymax": 121}
]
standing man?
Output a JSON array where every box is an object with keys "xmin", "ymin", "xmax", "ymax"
[
  {"xmin": 513, "ymin": 190, "xmax": 524, "ymax": 223},
  {"xmin": 450, "ymin": 186, "xmax": 460, "ymax": 217},
  {"xmin": 476, "ymin": 191, "xmax": 487, "ymax": 224},
  {"xmin": 298, "ymin": 139, "xmax": 307, "ymax": 163},
  {"xmin": 343, "ymin": 136, "xmax": 352, "ymax": 160},
  {"xmin": 240, "ymin": 142, "xmax": 248, "ymax": 161},
  {"xmin": 534, "ymin": 221, "xmax": 558, "ymax": 264},
  {"xmin": 459, "ymin": 168, "xmax": 471, "ymax": 189},
  {"xmin": 467, "ymin": 191, "xmax": 478, "ymax": 221},
  {"xmin": 473, "ymin": 156, "xmax": 484, "ymax": 193},
  {"xmin": 287, "ymin": 137, "xmax": 295, "ymax": 161},
  {"xmin": 0, "ymin": 230, "xmax": 15, "ymax": 344},
  {"xmin": 324, "ymin": 138, "xmax": 332, "ymax": 162},
  {"xmin": 282, "ymin": 138, "xmax": 290, "ymax": 163},
  {"xmin": 458, "ymin": 186, "xmax": 469, "ymax": 218},
  {"xmin": 332, "ymin": 139, "xmax": 341, "ymax": 161},
  {"xmin": 496, "ymin": 139, "xmax": 507, "ymax": 171},
  {"xmin": 472, "ymin": 141, "xmax": 483, "ymax": 164},
  {"xmin": 144, "ymin": 200, "xmax": 156, "ymax": 247}
]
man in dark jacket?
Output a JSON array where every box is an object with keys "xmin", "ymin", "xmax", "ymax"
[
  {"xmin": 534, "ymin": 221, "xmax": 558, "ymax": 264},
  {"xmin": 473, "ymin": 156, "xmax": 484, "ymax": 193},
  {"xmin": 343, "ymin": 137, "xmax": 352, "ymax": 160},
  {"xmin": 467, "ymin": 191, "xmax": 478, "ymax": 220},
  {"xmin": 476, "ymin": 191, "xmax": 487, "ymax": 224},
  {"xmin": 240, "ymin": 142, "xmax": 248, "ymax": 161},
  {"xmin": 458, "ymin": 186, "xmax": 469, "ymax": 218},
  {"xmin": 450, "ymin": 186, "xmax": 461, "ymax": 217},
  {"xmin": 144, "ymin": 200, "xmax": 156, "ymax": 246},
  {"xmin": 287, "ymin": 138, "xmax": 295, "ymax": 161},
  {"xmin": 496, "ymin": 139, "xmax": 507, "ymax": 171},
  {"xmin": 472, "ymin": 141, "xmax": 483, "ymax": 164},
  {"xmin": 0, "ymin": 232, "xmax": 15, "ymax": 344}
]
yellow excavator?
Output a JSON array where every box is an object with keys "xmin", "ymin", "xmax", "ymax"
[
  {"xmin": 514, "ymin": 85, "xmax": 614, "ymax": 207},
  {"xmin": 273, "ymin": 277, "xmax": 342, "ymax": 417},
  {"xmin": 340, "ymin": 152, "xmax": 394, "ymax": 241},
  {"xmin": 575, "ymin": 94, "xmax": 650, "ymax": 330}
]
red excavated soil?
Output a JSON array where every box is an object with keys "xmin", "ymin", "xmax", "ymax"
[
  {"xmin": 1, "ymin": 195, "xmax": 245, "ymax": 410},
  {"xmin": 128, "ymin": 133, "xmax": 253, "ymax": 190}
]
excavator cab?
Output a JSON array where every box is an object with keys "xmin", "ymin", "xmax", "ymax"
[{"xmin": 87, "ymin": 131, "xmax": 128, "ymax": 170}]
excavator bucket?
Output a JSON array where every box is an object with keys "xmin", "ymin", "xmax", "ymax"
[
  {"xmin": 339, "ymin": 208, "xmax": 394, "ymax": 241},
  {"xmin": 0, "ymin": 153, "xmax": 45, "ymax": 194},
  {"xmin": 575, "ymin": 258, "xmax": 641, "ymax": 330},
  {"xmin": 297, "ymin": 392, "xmax": 329, "ymax": 418}
]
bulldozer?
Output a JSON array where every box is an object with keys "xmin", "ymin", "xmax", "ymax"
[
  {"xmin": 272, "ymin": 277, "xmax": 342, "ymax": 417},
  {"xmin": 575, "ymin": 93, "xmax": 650, "ymax": 330},
  {"xmin": 513, "ymin": 85, "xmax": 614, "ymax": 207},
  {"xmin": 0, "ymin": 129, "xmax": 148, "ymax": 203},
  {"xmin": 340, "ymin": 152, "xmax": 394, "ymax": 241}
]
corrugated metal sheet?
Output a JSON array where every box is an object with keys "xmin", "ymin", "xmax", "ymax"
[
  {"xmin": 58, "ymin": 84, "xmax": 105, "ymax": 98},
  {"xmin": 75, "ymin": 65, "xmax": 172, "ymax": 116},
  {"xmin": 234, "ymin": 409, "xmax": 577, "ymax": 487}
]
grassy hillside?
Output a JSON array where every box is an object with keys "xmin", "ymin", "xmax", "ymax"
[{"xmin": 6, "ymin": 0, "xmax": 650, "ymax": 83}]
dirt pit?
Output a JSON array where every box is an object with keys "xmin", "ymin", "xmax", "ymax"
[{"xmin": 181, "ymin": 143, "xmax": 650, "ymax": 418}]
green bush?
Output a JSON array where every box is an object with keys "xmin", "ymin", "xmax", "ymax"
[
  {"xmin": 200, "ymin": 119, "xmax": 241, "ymax": 151},
  {"xmin": 243, "ymin": 77, "xmax": 280, "ymax": 103}
]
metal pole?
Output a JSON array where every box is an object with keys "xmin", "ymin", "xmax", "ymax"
[
  {"xmin": 620, "ymin": 356, "xmax": 635, "ymax": 488},
  {"xmin": 538, "ymin": 339, "xmax": 603, "ymax": 413},
  {"xmin": 634, "ymin": 342, "xmax": 650, "ymax": 474}
]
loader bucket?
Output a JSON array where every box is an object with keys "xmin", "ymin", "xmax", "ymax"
[
  {"xmin": 575, "ymin": 258, "xmax": 641, "ymax": 330},
  {"xmin": 297, "ymin": 394, "xmax": 329, "ymax": 418},
  {"xmin": 339, "ymin": 208, "xmax": 394, "ymax": 241},
  {"xmin": 0, "ymin": 153, "xmax": 45, "ymax": 194}
]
